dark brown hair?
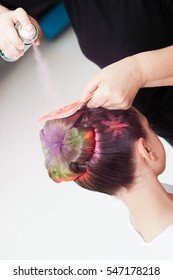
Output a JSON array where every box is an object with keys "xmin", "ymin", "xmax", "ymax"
[{"xmin": 40, "ymin": 107, "xmax": 146, "ymax": 195}]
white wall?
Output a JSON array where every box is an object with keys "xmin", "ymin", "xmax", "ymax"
[{"xmin": 0, "ymin": 28, "xmax": 173, "ymax": 260}]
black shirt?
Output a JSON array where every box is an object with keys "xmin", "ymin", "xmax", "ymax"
[
  {"xmin": 64, "ymin": 0, "xmax": 173, "ymax": 141},
  {"xmin": 0, "ymin": 0, "xmax": 58, "ymax": 17},
  {"xmin": 1, "ymin": 0, "xmax": 173, "ymax": 141},
  {"xmin": 64, "ymin": 0, "xmax": 173, "ymax": 67},
  {"xmin": 0, "ymin": 0, "xmax": 49, "ymax": 10}
]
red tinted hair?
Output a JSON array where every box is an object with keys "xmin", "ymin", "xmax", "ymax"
[{"xmin": 40, "ymin": 107, "xmax": 146, "ymax": 195}]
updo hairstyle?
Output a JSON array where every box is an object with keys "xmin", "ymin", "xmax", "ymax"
[{"xmin": 40, "ymin": 107, "xmax": 146, "ymax": 195}]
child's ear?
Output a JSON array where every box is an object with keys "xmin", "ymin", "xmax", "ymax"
[{"xmin": 137, "ymin": 137, "xmax": 155, "ymax": 160}]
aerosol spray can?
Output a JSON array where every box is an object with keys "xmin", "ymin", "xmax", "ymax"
[{"xmin": 0, "ymin": 22, "xmax": 38, "ymax": 62}]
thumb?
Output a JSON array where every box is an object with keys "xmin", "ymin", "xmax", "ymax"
[{"xmin": 80, "ymin": 75, "xmax": 100, "ymax": 101}]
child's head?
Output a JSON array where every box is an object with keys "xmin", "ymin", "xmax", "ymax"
[{"xmin": 40, "ymin": 106, "xmax": 165, "ymax": 195}]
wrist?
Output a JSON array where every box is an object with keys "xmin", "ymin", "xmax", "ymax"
[{"xmin": 127, "ymin": 55, "xmax": 146, "ymax": 89}]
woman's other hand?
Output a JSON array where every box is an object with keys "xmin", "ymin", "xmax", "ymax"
[{"xmin": 0, "ymin": 6, "xmax": 42, "ymax": 60}]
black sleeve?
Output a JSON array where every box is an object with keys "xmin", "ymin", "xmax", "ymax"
[{"xmin": 162, "ymin": 0, "xmax": 173, "ymax": 14}]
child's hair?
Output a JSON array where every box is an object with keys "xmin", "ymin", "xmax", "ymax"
[{"xmin": 40, "ymin": 106, "xmax": 146, "ymax": 195}]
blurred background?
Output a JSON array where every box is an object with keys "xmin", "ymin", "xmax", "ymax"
[{"xmin": 0, "ymin": 15, "xmax": 173, "ymax": 260}]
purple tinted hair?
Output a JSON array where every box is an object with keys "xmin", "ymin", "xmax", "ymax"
[{"xmin": 40, "ymin": 106, "xmax": 146, "ymax": 195}]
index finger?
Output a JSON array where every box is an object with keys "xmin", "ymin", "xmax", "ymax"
[
  {"xmin": 5, "ymin": 19, "xmax": 24, "ymax": 50},
  {"xmin": 12, "ymin": 7, "xmax": 33, "ymax": 32},
  {"xmin": 80, "ymin": 75, "xmax": 100, "ymax": 101}
]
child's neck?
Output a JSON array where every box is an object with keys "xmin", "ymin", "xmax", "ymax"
[{"xmin": 118, "ymin": 174, "xmax": 173, "ymax": 242}]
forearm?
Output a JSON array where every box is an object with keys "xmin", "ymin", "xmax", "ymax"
[{"xmin": 134, "ymin": 45, "xmax": 173, "ymax": 88}]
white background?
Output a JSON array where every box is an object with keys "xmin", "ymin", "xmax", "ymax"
[{"xmin": 0, "ymin": 27, "xmax": 173, "ymax": 260}]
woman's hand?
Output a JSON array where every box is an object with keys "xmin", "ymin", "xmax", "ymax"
[
  {"xmin": 0, "ymin": 6, "xmax": 42, "ymax": 60},
  {"xmin": 81, "ymin": 45, "xmax": 173, "ymax": 110},
  {"xmin": 81, "ymin": 56, "xmax": 144, "ymax": 110}
]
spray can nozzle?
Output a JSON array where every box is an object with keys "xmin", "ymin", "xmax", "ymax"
[
  {"xmin": 16, "ymin": 22, "xmax": 38, "ymax": 44},
  {"xmin": 20, "ymin": 25, "xmax": 35, "ymax": 39}
]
